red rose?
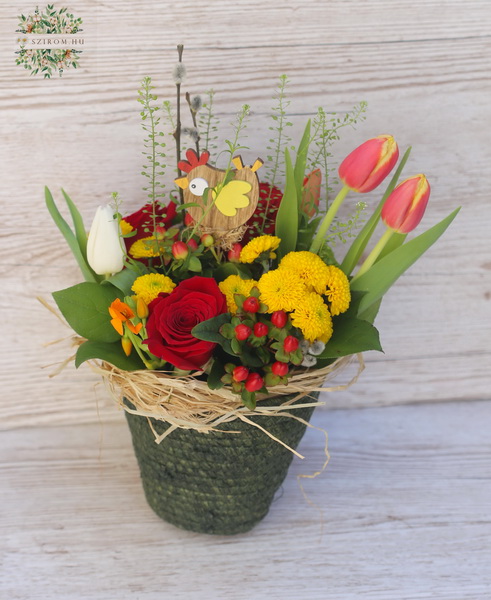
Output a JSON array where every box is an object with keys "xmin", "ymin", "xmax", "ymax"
[
  {"xmin": 123, "ymin": 201, "xmax": 177, "ymax": 253},
  {"xmin": 144, "ymin": 276, "xmax": 227, "ymax": 371}
]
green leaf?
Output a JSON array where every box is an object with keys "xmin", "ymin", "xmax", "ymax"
[
  {"xmin": 231, "ymin": 338, "xmax": 242, "ymax": 354},
  {"xmin": 102, "ymin": 267, "xmax": 139, "ymax": 295},
  {"xmin": 75, "ymin": 340, "xmax": 144, "ymax": 370},
  {"xmin": 318, "ymin": 316, "xmax": 383, "ymax": 359},
  {"xmin": 53, "ymin": 282, "xmax": 123, "ymax": 343},
  {"xmin": 45, "ymin": 187, "xmax": 99, "ymax": 283},
  {"xmin": 207, "ymin": 359, "xmax": 225, "ymax": 390},
  {"xmin": 191, "ymin": 313, "xmax": 231, "ymax": 343},
  {"xmin": 188, "ymin": 256, "xmax": 202, "ymax": 272},
  {"xmin": 358, "ymin": 298, "xmax": 382, "ymax": 324},
  {"xmin": 340, "ymin": 147, "xmax": 412, "ymax": 275},
  {"xmin": 176, "ymin": 202, "xmax": 204, "ymax": 213},
  {"xmin": 241, "ymin": 389, "xmax": 256, "ymax": 410},
  {"xmin": 275, "ymin": 348, "xmax": 290, "ymax": 363},
  {"xmin": 275, "ymin": 147, "xmax": 298, "ymax": 258},
  {"xmin": 213, "ymin": 262, "xmax": 253, "ymax": 283},
  {"xmin": 61, "ymin": 189, "xmax": 88, "ymax": 260},
  {"xmin": 351, "ymin": 207, "xmax": 460, "ymax": 314},
  {"xmin": 378, "ymin": 231, "xmax": 407, "ymax": 260},
  {"xmin": 219, "ymin": 323, "xmax": 235, "ymax": 339},
  {"xmin": 293, "ymin": 119, "xmax": 311, "ymax": 199}
]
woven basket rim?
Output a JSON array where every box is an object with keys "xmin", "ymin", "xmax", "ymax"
[{"xmin": 93, "ymin": 354, "xmax": 363, "ymax": 445}]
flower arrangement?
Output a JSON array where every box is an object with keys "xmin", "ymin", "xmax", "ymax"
[{"xmin": 45, "ymin": 46, "xmax": 459, "ymax": 534}]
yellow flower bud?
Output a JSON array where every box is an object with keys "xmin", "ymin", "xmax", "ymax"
[
  {"xmin": 136, "ymin": 297, "xmax": 149, "ymax": 319},
  {"xmin": 121, "ymin": 336, "xmax": 133, "ymax": 357}
]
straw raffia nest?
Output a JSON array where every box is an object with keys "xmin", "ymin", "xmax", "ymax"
[{"xmin": 93, "ymin": 355, "xmax": 363, "ymax": 446}]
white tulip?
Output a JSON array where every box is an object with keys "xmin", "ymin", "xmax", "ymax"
[{"xmin": 87, "ymin": 205, "xmax": 125, "ymax": 276}]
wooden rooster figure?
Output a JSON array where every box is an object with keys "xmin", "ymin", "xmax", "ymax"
[{"xmin": 175, "ymin": 149, "xmax": 263, "ymax": 244}]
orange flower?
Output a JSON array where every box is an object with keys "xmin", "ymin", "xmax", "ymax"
[{"xmin": 109, "ymin": 299, "xmax": 142, "ymax": 336}]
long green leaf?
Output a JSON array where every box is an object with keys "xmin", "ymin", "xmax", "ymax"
[
  {"xmin": 357, "ymin": 233, "xmax": 407, "ymax": 323},
  {"xmin": 45, "ymin": 187, "xmax": 98, "ymax": 283},
  {"xmin": 75, "ymin": 340, "xmax": 144, "ymax": 370},
  {"xmin": 340, "ymin": 147, "xmax": 412, "ymax": 275},
  {"xmin": 275, "ymin": 147, "xmax": 298, "ymax": 258},
  {"xmin": 61, "ymin": 189, "xmax": 88, "ymax": 260},
  {"xmin": 351, "ymin": 207, "xmax": 461, "ymax": 314},
  {"xmin": 293, "ymin": 119, "xmax": 311, "ymax": 200}
]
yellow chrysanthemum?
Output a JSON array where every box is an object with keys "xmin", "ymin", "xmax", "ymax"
[
  {"xmin": 257, "ymin": 268, "xmax": 306, "ymax": 313},
  {"xmin": 291, "ymin": 293, "xmax": 333, "ymax": 343},
  {"xmin": 120, "ymin": 219, "xmax": 134, "ymax": 236},
  {"xmin": 219, "ymin": 275, "xmax": 257, "ymax": 314},
  {"xmin": 323, "ymin": 266, "xmax": 351, "ymax": 316},
  {"xmin": 279, "ymin": 251, "xmax": 331, "ymax": 294},
  {"xmin": 131, "ymin": 273, "xmax": 176, "ymax": 305},
  {"xmin": 129, "ymin": 236, "xmax": 160, "ymax": 259},
  {"xmin": 239, "ymin": 235, "xmax": 281, "ymax": 264}
]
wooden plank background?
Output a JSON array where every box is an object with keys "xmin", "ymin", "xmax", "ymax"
[{"xmin": 2, "ymin": 0, "xmax": 490, "ymax": 427}]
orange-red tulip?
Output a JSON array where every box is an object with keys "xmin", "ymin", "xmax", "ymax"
[
  {"xmin": 338, "ymin": 135, "xmax": 399, "ymax": 193},
  {"xmin": 381, "ymin": 175, "xmax": 431, "ymax": 233}
]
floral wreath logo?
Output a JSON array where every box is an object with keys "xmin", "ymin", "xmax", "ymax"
[{"xmin": 15, "ymin": 4, "xmax": 83, "ymax": 78}]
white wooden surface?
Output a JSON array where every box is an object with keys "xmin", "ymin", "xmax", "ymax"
[
  {"xmin": 1, "ymin": 1, "xmax": 491, "ymax": 597},
  {"xmin": 2, "ymin": 401, "xmax": 491, "ymax": 599}
]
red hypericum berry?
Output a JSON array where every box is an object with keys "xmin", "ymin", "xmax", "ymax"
[
  {"xmin": 184, "ymin": 212, "xmax": 194, "ymax": 226},
  {"xmin": 253, "ymin": 322, "xmax": 268, "ymax": 337},
  {"xmin": 271, "ymin": 310, "xmax": 288, "ymax": 328},
  {"xmin": 155, "ymin": 225, "xmax": 167, "ymax": 239},
  {"xmin": 187, "ymin": 238, "xmax": 198, "ymax": 251},
  {"xmin": 227, "ymin": 243, "xmax": 242, "ymax": 263},
  {"xmin": 283, "ymin": 335, "xmax": 299, "ymax": 353},
  {"xmin": 243, "ymin": 296, "xmax": 260, "ymax": 313},
  {"xmin": 200, "ymin": 233, "xmax": 214, "ymax": 247},
  {"xmin": 271, "ymin": 361, "xmax": 289, "ymax": 377},
  {"xmin": 235, "ymin": 324, "xmax": 252, "ymax": 341},
  {"xmin": 245, "ymin": 372, "xmax": 264, "ymax": 392},
  {"xmin": 171, "ymin": 241, "xmax": 188, "ymax": 260},
  {"xmin": 233, "ymin": 366, "xmax": 249, "ymax": 382}
]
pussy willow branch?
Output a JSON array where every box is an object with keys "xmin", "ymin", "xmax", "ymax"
[
  {"xmin": 173, "ymin": 44, "xmax": 184, "ymax": 205},
  {"xmin": 185, "ymin": 91, "xmax": 201, "ymax": 155}
]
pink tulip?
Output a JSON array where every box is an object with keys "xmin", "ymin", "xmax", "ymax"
[
  {"xmin": 381, "ymin": 175, "xmax": 431, "ymax": 233},
  {"xmin": 338, "ymin": 135, "xmax": 399, "ymax": 193}
]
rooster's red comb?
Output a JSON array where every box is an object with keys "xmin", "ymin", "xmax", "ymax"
[{"xmin": 178, "ymin": 149, "xmax": 210, "ymax": 173}]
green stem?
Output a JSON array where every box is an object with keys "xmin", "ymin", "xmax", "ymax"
[
  {"xmin": 209, "ymin": 245, "xmax": 220, "ymax": 264},
  {"xmin": 310, "ymin": 185, "xmax": 350, "ymax": 253},
  {"xmin": 127, "ymin": 329, "xmax": 153, "ymax": 369},
  {"xmin": 351, "ymin": 228, "xmax": 394, "ymax": 283}
]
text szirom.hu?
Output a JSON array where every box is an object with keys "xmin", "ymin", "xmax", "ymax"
[{"xmin": 20, "ymin": 34, "xmax": 85, "ymax": 49}]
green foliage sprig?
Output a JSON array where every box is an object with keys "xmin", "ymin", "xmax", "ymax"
[
  {"xmin": 327, "ymin": 200, "xmax": 368, "ymax": 246},
  {"xmin": 309, "ymin": 102, "xmax": 367, "ymax": 209},
  {"xmin": 199, "ymin": 90, "xmax": 220, "ymax": 154}
]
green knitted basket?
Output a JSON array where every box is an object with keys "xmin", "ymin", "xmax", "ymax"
[{"xmin": 124, "ymin": 392, "xmax": 318, "ymax": 535}]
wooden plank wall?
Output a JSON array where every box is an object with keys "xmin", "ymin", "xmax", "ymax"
[{"xmin": 1, "ymin": 0, "xmax": 490, "ymax": 429}]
